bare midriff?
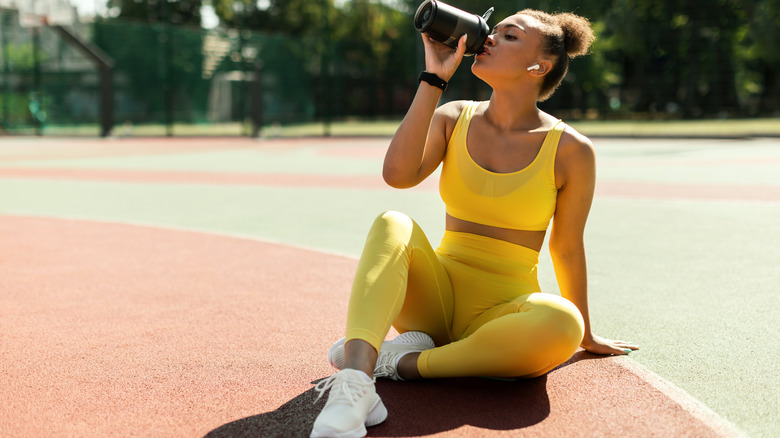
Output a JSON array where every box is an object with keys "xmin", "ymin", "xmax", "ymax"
[{"xmin": 445, "ymin": 214, "xmax": 546, "ymax": 252}]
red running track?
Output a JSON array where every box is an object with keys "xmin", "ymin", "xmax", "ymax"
[{"xmin": 1, "ymin": 216, "xmax": 734, "ymax": 437}]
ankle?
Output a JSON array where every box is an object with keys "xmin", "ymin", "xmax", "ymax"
[
  {"xmin": 343, "ymin": 339, "xmax": 378, "ymax": 378},
  {"xmin": 343, "ymin": 363, "xmax": 375, "ymax": 379},
  {"xmin": 396, "ymin": 352, "xmax": 423, "ymax": 380}
]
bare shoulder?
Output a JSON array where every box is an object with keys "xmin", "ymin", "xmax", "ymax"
[
  {"xmin": 558, "ymin": 124, "xmax": 595, "ymax": 163},
  {"xmin": 435, "ymin": 100, "xmax": 471, "ymax": 121},
  {"xmin": 553, "ymin": 124, "xmax": 595, "ymax": 189},
  {"xmin": 434, "ymin": 100, "xmax": 475, "ymax": 139}
]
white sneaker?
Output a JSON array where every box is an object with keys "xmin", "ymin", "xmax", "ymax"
[
  {"xmin": 310, "ymin": 369, "xmax": 387, "ymax": 438},
  {"xmin": 327, "ymin": 331, "xmax": 435, "ymax": 381}
]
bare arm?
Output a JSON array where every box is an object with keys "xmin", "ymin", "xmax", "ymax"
[
  {"xmin": 383, "ymin": 34, "xmax": 467, "ymax": 189},
  {"xmin": 550, "ymin": 131, "xmax": 638, "ymax": 355}
]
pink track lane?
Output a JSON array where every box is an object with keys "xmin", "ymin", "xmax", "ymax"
[{"xmin": 0, "ymin": 216, "xmax": 733, "ymax": 437}]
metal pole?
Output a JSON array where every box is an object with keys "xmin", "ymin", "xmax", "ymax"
[
  {"xmin": 100, "ymin": 65, "xmax": 113, "ymax": 137},
  {"xmin": 165, "ymin": 26, "xmax": 173, "ymax": 136},
  {"xmin": 160, "ymin": 0, "xmax": 173, "ymax": 136},
  {"xmin": 238, "ymin": 4, "xmax": 246, "ymax": 136},
  {"xmin": 321, "ymin": 0, "xmax": 331, "ymax": 137},
  {"xmin": 51, "ymin": 25, "xmax": 115, "ymax": 136},
  {"xmin": 32, "ymin": 27, "xmax": 42, "ymax": 135},
  {"xmin": 250, "ymin": 59, "xmax": 262, "ymax": 138},
  {"xmin": 1, "ymin": 12, "xmax": 10, "ymax": 128}
]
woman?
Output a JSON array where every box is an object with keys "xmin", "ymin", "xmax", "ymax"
[{"xmin": 310, "ymin": 9, "xmax": 638, "ymax": 438}]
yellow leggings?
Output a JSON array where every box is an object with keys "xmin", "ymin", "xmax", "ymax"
[{"xmin": 345, "ymin": 211, "xmax": 585, "ymax": 378}]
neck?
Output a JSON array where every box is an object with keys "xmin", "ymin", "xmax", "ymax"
[{"xmin": 483, "ymin": 84, "xmax": 543, "ymax": 132}]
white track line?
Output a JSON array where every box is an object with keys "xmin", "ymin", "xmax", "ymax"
[
  {"xmin": 611, "ymin": 356, "xmax": 746, "ymax": 437},
  {"xmin": 0, "ymin": 213, "xmax": 361, "ymax": 260}
]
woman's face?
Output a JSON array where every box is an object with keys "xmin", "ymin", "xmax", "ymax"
[{"xmin": 472, "ymin": 14, "xmax": 545, "ymax": 84}]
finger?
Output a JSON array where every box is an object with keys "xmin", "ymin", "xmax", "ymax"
[
  {"xmin": 611, "ymin": 340, "xmax": 637, "ymax": 346},
  {"xmin": 420, "ymin": 32, "xmax": 433, "ymax": 47},
  {"xmin": 585, "ymin": 343, "xmax": 624, "ymax": 356},
  {"xmin": 454, "ymin": 34, "xmax": 468, "ymax": 57},
  {"xmin": 609, "ymin": 346, "xmax": 632, "ymax": 355},
  {"xmin": 604, "ymin": 339, "xmax": 639, "ymax": 348},
  {"xmin": 421, "ymin": 32, "xmax": 440, "ymax": 48},
  {"xmin": 606, "ymin": 339, "xmax": 632, "ymax": 344},
  {"xmin": 613, "ymin": 341, "xmax": 640, "ymax": 350},
  {"xmin": 598, "ymin": 343, "xmax": 633, "ymax": 355},
  {"xmin": 422, "ymin": 33, "xmax": 451, "ymax": 50}
]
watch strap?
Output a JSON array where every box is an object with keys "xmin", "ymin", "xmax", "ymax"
[{"xmin": 418, "ymin": 71, "xmax": 447, "ymax": 91}]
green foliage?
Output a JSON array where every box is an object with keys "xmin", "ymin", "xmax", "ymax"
[
  {"xmin": 212, "ymin": 0, "xmax": 336, "ymax": 34},
  {"xmin": 93, "ymin": 20, "xmax": 210, "ymax": 123},
  {"xmin": 0, "ymin": 93, "xmax": 39, "ymax": 126},
  {"xmin": 94, "ymin": 0, "xmax": 780, "ymax": 120},
  {"xmin": 107, "ymin": 0, "xmax": 203, "ymax": 26},
  {"xmin": 333, "ymin": 1, "xmax": 408, "ymax": 74},
  {"xmin": 5, "ymin": 42, "xmax": 48, "ymax": 70}
]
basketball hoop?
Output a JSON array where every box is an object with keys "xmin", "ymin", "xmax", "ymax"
[
  {"xmin": 16, "ymin": 0, "xmax": 76, "ymax": 28},
  {"xmin": 20, "ymin": 13, "xmax": 48, "ymax": 28}
]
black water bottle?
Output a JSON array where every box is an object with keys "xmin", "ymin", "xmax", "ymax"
[{"xmin": 413, "ymin": 0, "xmax": 494, "ymax": 56}]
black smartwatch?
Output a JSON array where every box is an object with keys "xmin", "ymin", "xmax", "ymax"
[{"xmin": 418, "ymin": 71, "xmax": 448, "ymax": 91}]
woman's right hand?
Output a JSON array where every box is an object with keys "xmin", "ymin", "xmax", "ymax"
[
  {"xmin": 383, "ymin": 34, "xmax": 466, "ymax": 189},
  {"xmin": 421, "ymin": 33, "xmax": 467, "ymax": 81}
]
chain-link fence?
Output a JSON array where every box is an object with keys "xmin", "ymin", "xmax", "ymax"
[
  {"xmin": 0, "ymin": 9, "xmax": 98, "ymax": 134},
  {"xmin": 1, "ymin": 5, "xmax": 777, "ymax": 136},
  {"xmin": 0, "ymin": 12, "xmax": 424, "ymax": 136}
]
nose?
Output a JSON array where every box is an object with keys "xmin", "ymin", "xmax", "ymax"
[{"xmin": 485, "ymin": 34, "xmax": 496, "ymax": 46}]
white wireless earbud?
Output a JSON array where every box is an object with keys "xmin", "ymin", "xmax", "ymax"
[{"xmin": 527, "ymin": 64, "xmax": 540, "ymax": 71}]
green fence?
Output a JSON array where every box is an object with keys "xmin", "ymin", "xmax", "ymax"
[
  {"xmin": 0, "ymin": 11, "xmax": 100, "ymax": 134},
  {"xmin": 94, "ymin": 20, "xmax": 324, "ymax": 135},
  {"xmin": 0, "ymin": 14, "xmax": 420, "ymax": 136},
  {"xmin": 1, "ymin": 4, "xmax": 777, "ymax": 137}
]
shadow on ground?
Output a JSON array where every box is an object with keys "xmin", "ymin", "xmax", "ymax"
[{"xmin": 204, "ymin": 351, "xmax": 600, "ymax": 437}]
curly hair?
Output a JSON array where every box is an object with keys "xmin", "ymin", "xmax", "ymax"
[{"xmin": 518, "ymin": 9, "xmax": 595, "ymax": 101}]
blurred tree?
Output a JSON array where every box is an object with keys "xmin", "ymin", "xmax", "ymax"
[
  {"xmin": 734, "ymin": 0, "xmax": 779, "ymax": 113},
  {"xmin": 592, "ymin": 0, "xmax": 746, "ymax": 117},
  {"xmin": 94, "ymin": 0, "xmax": 776, "ymax": 122},
  {"xmin": 331, "ymin": 0, "xmax": 410, "ymax": 116},
  {"xmin": 212, "ymin": 0, "xmax": 336, "ymax": 35},
  {"xmin": 107, "ymin": 0, "xmax": 203, "ymax": 26},
  {"xmin": 93, "ymin": 19, "xmax": 208, "ymax": 126},
  {"xmin": 5, "ymin": 42, "xmax": 47, "ymax": 70}
]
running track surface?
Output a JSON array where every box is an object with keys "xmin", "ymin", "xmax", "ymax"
[
  {"xmin": 2, "ymin": 136, "xmax": 778, "ymax": 437},
  {"xmin": 0, "ymin": 216, "xmax": 732, "ymax": 437}
]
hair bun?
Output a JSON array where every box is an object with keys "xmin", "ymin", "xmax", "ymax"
[
  {"xmin": 556, "ymin": 13, "xmax": 595, "ymax": 58},
  {"xmin": 516, "ymin": 8, "xmax": 595, "ymax": 101}
]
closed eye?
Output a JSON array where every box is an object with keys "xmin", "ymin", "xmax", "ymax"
[{"xmin": 490, "ymin": 27, "xmax": 518, "ymax": 41}]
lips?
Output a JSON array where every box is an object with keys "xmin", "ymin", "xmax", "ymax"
[{"xmin": 477, "ymin": 47, "xmax": 490, "ymax": 56}]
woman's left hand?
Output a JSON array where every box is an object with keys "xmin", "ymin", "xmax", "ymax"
[{"xmin": 581, "ymin": 333, "xmax": 639, "ymax": 355}]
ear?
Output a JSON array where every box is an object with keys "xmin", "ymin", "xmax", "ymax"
[{"xmin": 528, "ymin": 59, "xmax": 553, "ymax": 76}]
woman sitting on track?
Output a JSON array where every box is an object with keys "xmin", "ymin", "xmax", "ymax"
[{"xmin": 310, "ymin": 8, "xmax": 638, "ymax": 438}]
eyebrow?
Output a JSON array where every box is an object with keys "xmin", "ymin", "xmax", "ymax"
[{"xmin": 492, "ymin": 23, "xmax": 528, "ymax": 33}]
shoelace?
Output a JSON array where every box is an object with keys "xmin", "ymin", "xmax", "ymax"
[
  {"xmin": 313, "ymin": 373, "xmax": 368, "ymax": 405},
  {"xmin": 375, "ymin": 345, "xmax": 410, "ymax": 379},
  {"xmin": 373, "ymin": 359, "xmax": 395, "ymax": 379}
]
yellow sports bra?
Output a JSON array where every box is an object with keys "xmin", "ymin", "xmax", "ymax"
[{"xmin": 439, "ymin": 101, "xmax": 564, "ymax": 232}]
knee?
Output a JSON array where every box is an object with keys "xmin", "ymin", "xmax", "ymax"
[
  {"xmin": 535, "ymin": 296, "xmax": 585, "ymax": 367},
  {"xmin": 535, "ymin": 294, "xmax": 585, "ymax": 347},
  {"xmin": 368, "ymin": 210, "xmax": 414, "ymax": 240},
  {"xmin": 508, "ymin": 293, "xmax": 584, "ymax": 360},
  {"xmin": 375, "ymin": 210, "xmax": 412, "ymax": 227}
]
